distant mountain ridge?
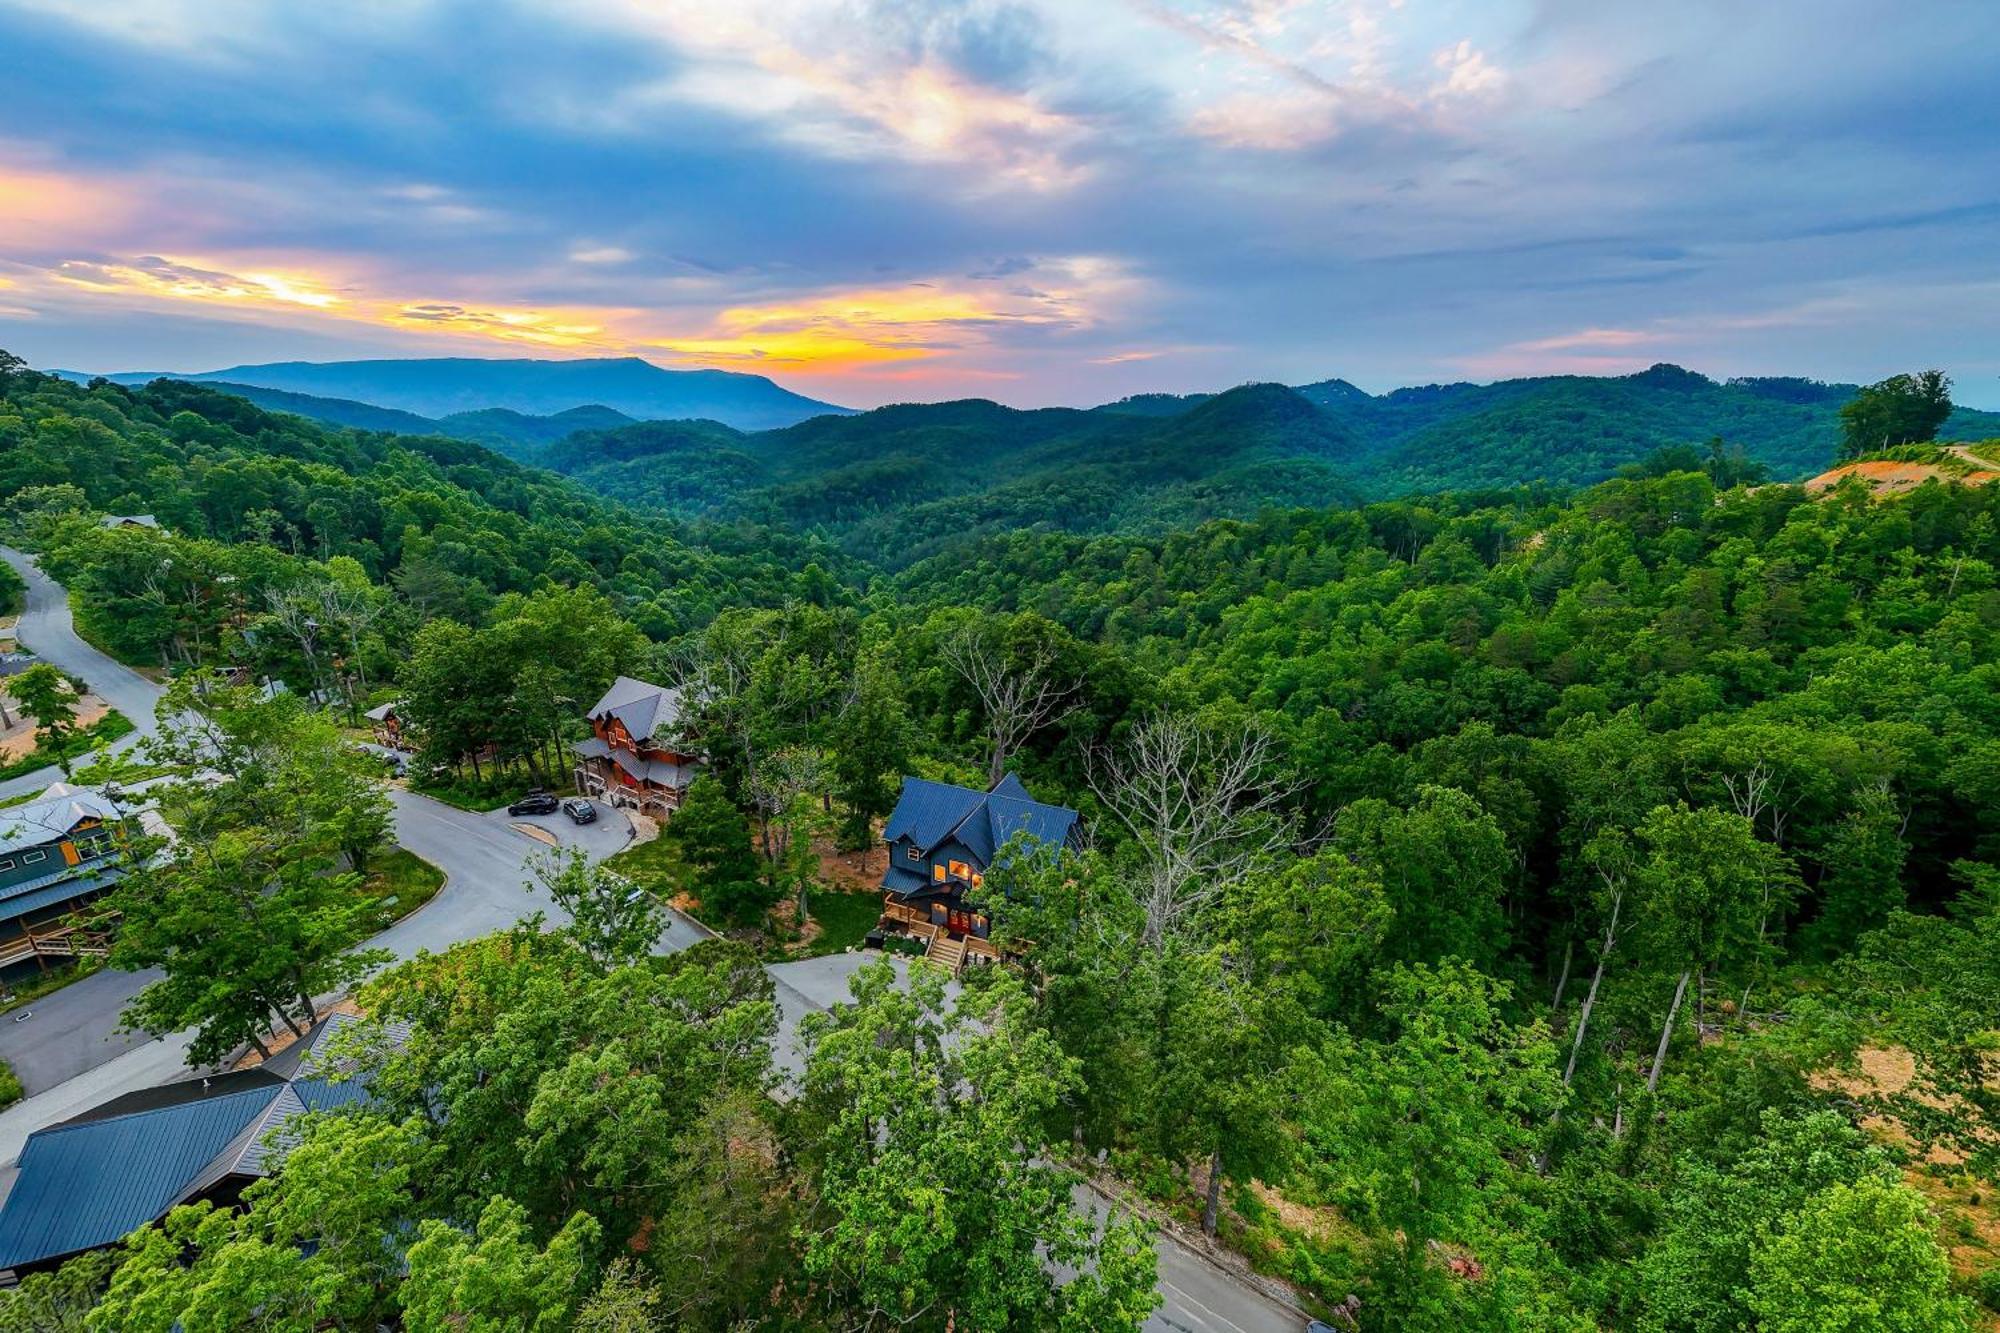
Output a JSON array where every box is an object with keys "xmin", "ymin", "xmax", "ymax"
[
  {"xmin": 539, "ymin": 363, "xmax": 2000, "ymax": 568},
  {"xmin": 53, "ymin": 355, "xmax": 850, "ymax": 432},
  {"xmin": 107, "ymin": 379, "xmax": 635, "ymax": 462}
]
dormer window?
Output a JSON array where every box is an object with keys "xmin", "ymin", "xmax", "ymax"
[
  {"xmin": 932, "ymin": 863, "xmax": 948, "ymax": 882},
  {"xmin": 905, "ymin": 844, "xmax": 922, "ymax": 862}
]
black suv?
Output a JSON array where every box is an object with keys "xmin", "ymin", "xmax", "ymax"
[
  {"xmin": 507, "ymin": 790, "xmax": 560, "ymax": 817},
  {"xmin": 561, "ymin": 798, "xmax": 598, "ymax": 825}
]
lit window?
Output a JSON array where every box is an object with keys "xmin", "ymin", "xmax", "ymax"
[
  {"xmin": 932, "ymin": 864, "xmax": 947, "ymax": 882},
  {"xmin": 948, "ymin": 860, "xmax": 971, "ymax": 880},
  {"xmin": 971, "ymin": 873, "xmax": 983, "ymax": 888}
]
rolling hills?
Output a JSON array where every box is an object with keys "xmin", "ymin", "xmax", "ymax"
[{"xmin": 537, "ymin": 364, "xmax": 2000, "ymax": 564}]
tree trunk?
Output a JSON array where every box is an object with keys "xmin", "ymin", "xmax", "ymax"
[
  {"xmin": 1549, "ymin": 936, "xmax": 1574, "ymax": 1014},
  {"xmin": 988, "ymin": 738, "xmax": 1007, "ymax": 787},
  {"xmin": 248, "ymin": 1033, "xmax": 272, "ymax": 1059},
  {"xmin": 1562, "ymin": 888, "xmax": 1622, "ymax": 1088},
  {"xmin": 1647, "ymin": 969, "xmax": 1692, "ymax": 1096},
  {"xmin": 1201, "ymin": 1146, "xmax": 1225, "ymax": 1237}
]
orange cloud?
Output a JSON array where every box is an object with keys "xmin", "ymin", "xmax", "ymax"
[{"xmin": 19, "ymin": 248, "xmax": 1137, "ymax": 377}]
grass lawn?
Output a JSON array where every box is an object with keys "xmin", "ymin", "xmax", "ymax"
[
  {"xmin": 800, "ymin": 888, "xmax": 884, "ymax": 958},
  {"xmin": 0, "ymin": 954, "xmax": 106, "ymax": 1016},
  {"xmin": 608, "ymin": 835, "xmax": 883, "ymax": 956},
  {"xmin": 359, "ymin": 846, "xmax": 446, "ymax": 928},
  {"xmin": 0, "ymin": 709, "xmax": 135, "ymax": 784},
  {"xmin": 0, "ymin": 1059, "xmax": 19, "ymax": 1111}
]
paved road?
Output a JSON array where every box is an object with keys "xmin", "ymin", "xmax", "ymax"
[
  {"xmin": 0, "ymin": 560, "xmax": 1298, "ymax": 1331},
  {"xmin": 0, "ymin": 546, "xmax": 166, "ymax": 800},
  {"xmin": 0, "ymin": 791, "xmax": 657, "ymax": 1101}
]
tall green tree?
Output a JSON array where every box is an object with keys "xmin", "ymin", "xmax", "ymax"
[
  {"xmin": 1746, "ymin": 1177, "xmax": 1975, "ymax": 1333},
  {"xmin": 829, "ymin": 650, "xmax": 910, "ymax": 847},
  {"xmin": 9, "ymin": 662, "xmax": 80, "ymax": 776},
  {"xmin": 1838, "ymin": 370, "xmax": 1953, "ymax": 460},
  {"xmin": 108, "ymin": 676, "xmax": 391, "ymax": 1060},
  {"xmin": 796, "ymin": 960, "xmax": 1160, "ymax": 1331},
  {"xmin": 527, "ymin": 846, "xmax": 667, "ymax": 972},
  {"xmin": 1300, "ymin": 961, "xmax": 1561, "ymax": 1326},
  {"xmin": 666, "ymin": 775, "xmax": 769, "ymax": 923},
  {"xmin": 401, "ymin": 1199, "xmax": 600, "ymax": 1333}
]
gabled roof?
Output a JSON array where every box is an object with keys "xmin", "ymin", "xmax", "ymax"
[
  {"xmin": 0, "ymin": 1013, "xmax": 400, "ymax": 1272},
  {"xmin": 585, "ymin": 675, "xmax": 685, "ymax": 746},
  {"xmin": 363, "ymin": 700, "xmax": 400, "ymax": 722},
  {"xmin": 0, "ymin": 783, "xmax": 120, "ymax": 852},
  {"xmin": 573, "ymin": 737, "xmax": 700, "ymax": 789},
  {"xmin": 0, "ymin": 1083, "xmax": 279, "ymax": 1270},
  {"xmin": 880, "ymin": 774, "xmax": 1078, "ymax": 869}
]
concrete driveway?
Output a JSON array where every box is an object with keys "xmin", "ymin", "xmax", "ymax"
[{"xmin": 0, "ymin": 546, "xmax": 167, "ymax": 800}]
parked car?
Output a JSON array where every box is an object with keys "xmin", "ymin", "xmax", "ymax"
[
  {"xmin": 507, "ymin": 790, "xmax": 560, "ymax": 816},
  {"xmin": 561, "ymin": 798, "xmax": 598, "ymax": 825}
]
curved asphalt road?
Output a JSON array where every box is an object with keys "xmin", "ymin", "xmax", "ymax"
[
  {"xmin": 0, "ymin": 556, "xmax": 1298, "ymax": 1332},
  {"xmin": 0, "ymin": 546, "xmax": 166, "ymax": 800}
]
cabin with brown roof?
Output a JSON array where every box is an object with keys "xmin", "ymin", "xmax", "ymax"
[{"xmin": 573, "ymin": 675, "xmax": 703, "ymax": 818}]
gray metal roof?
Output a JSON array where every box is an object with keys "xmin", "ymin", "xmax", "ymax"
[
  {"xmin": 0, "ymin": 784, "xmax": 121, "ymax": 853},
  {"xmin": 574, "ymin": 736, "xmax": 700, "ymax": 789},
  {"xmin": 584, "ymin": 675, "xmax": 685, "ymax": 746},
  {"xmin": 0, "ymin": 864, "xmax": 125, "ymax": 923}
]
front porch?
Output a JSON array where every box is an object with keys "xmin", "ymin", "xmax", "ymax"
[
  {"xmin": 574, "ymin": 758, "xmax": 682, "ymax": 821},
  {"xmin": 878, "ymin": 894, "xmax": 1001, "ymax": 974}
]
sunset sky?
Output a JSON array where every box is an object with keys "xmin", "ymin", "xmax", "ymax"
[{"xmin": 2, "ymin": 0, "xmax": 1996, "ymax": 408}]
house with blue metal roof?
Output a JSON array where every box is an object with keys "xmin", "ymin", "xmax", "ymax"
[
  {"xmin": 0, "ymin": 1012, "xmax": 398, "ymax": 1277},
  {"xmin": 878, "ymin": 773, "xmax": 1079, "ymax": 970},
  {"xmin": 0, "ymin": 782, "xmax": 133, "ymax": 974}
]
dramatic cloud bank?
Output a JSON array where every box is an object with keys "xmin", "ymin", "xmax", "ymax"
[{"xmin": 2, "ymin": 0, "xmax": 1996, "ymax": 406}]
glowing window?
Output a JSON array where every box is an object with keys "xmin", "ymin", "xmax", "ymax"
[
  {"xmin": 932, "ymin": 863, "xmax": 947, "ymax": 882},
  {"xmin": 948, "ymin": 860, "xmax": 971, "ymax": 880}
]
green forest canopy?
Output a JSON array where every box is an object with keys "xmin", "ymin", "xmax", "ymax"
[{"xmin": 2, "ymin": 351, "xmax": 1998, "ymax": 1329}]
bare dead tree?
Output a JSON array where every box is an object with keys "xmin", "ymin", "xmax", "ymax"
[
  {"xmin": 745, "ymin": 746, "xmax": 830, "ymax": 919},
  {"xmin": 1718, "ymin": 759, "xmax": 1792, "ymax": 847},
  {"xmin": 940, "ymin": 621, "xmax": 1076, "ymax": 786},
  {"xmin": 264, "ymin": 589, "xmax": 328, "ymax": 702},
  {"xmin": 311, "ymin": 580, "xmax": 385, "ymax": 707},
  {"xmin": 1089, "ymin": 714, "xmax": 1297, "ymax": 949}
]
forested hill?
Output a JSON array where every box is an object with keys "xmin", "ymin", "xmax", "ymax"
[
  {"xmin": 541, "ymin": 362, "xmax": 2000, "ymax": 561},
  {"xmin": 182, "ymin": 380, "xmax": 639, "ymax": 463},
  {"xmin": 0, "ymin": 366, "xmax": 850, "ymax": 647},
  {"xmin": 7, "ymin": 344, "xmax": 2000, "ymax": 1326},
  {"xmin": 547, "ymin": 382, "xmax": 1366, "ymax": 567}
]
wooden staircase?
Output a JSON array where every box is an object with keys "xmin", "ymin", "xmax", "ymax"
[{"xmin": 924, "ymin": 934, "xmax": 966, "ymax": 974}]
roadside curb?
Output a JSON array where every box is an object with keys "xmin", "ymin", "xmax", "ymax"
[{"xmin": 1079, "ymin": 1168, "xmax": 1311, "ymax": 1318}]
